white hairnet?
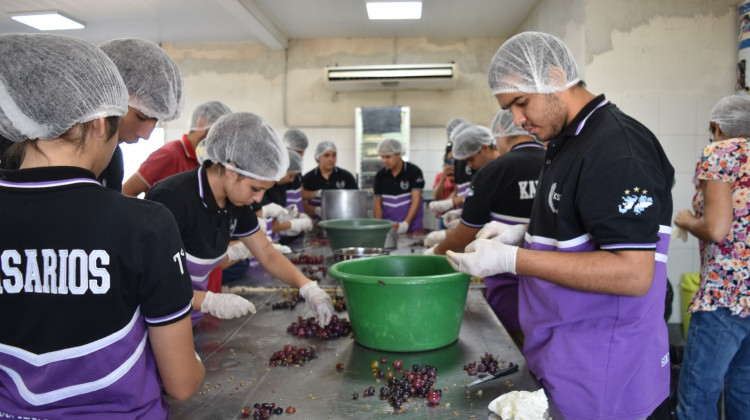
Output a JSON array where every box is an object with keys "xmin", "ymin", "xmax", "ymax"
[
  {"xmin": 491, "ymin": 110, "xmax": 532, "ymax": 139},
  {"xmin": 709, "ymin": 95, "xmax": 750, "ymax": 138},
  {"xmin": 99, "ymin": 38, "xmax": 185, "ymax": 122},
  {"xmin": 314, "ymin": 141, "xmax": 336, "ymax": 161},
  {"xmin": 284, "ymin": 129, "xmax": 309, "ymax": 152},
  {"xmin": 488, "ymin": 31, "xmax": 581, "ymax": 95},
  {"xmin": 287, "ymin": 149, "xmax": 303, "ymax": 173},
  {"xmin": 203, "ymin": 112, "xmax": 289, "ymax": 182},
  {"xmin": 452, "ymin": 125, "xmax": 494, "ymax": 160},
  {"xmin": 0, "ymin": 34, "xmax": 128, "ymax": 143},
  {"xmin": 449, "ymin": 122, "xmax": 472, "ymax": 142},
  {"xmin": 377, "ymin": 138, "xmax": 403, "ymax": 155},
  {"xmin": 445, "ymin": 117, "xmax": 469, "ymax": 137},
  {"xmin": 190, "ymin": 101, "xmax": 232, "ymax": 131}
]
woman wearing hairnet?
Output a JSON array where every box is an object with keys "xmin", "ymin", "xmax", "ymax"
[
  {"xmin": 373, "ymin": 138, "xmax": 425, "ymax": 234},
  {"xmin": 260, "ymin": 150, "xmax": 313, "ymax": 240},
  {"xmin": 97, "ymin": 38, "xmax": 185, "ymax": 192},
  {"xmin": 0, "ymin": 33, "xmax": 203, "ymax": 418},
  {"xmin": 145, "ymin": 113, "xmax": 334, "ymax": 326},
  {"xmin": 301, "ymin": 141, "xmax": 358, "ymax": 217}
]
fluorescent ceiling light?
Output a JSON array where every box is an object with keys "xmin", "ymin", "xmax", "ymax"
[
  {"xmin": 11, "ymin": 11, "xmax": 85, "ymax": 30},
  {"xmin": 366, "ymin": 1, "xmax": 422, "ymax": 20}
]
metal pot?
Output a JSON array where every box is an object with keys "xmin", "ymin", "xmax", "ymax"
[
  {"xmin": 333, "ymin": 247, "xmax": 389, "ymax": 261},
  {"xmin": 320, "ymin": 189, "xmax": 368, "ymax": 220}
]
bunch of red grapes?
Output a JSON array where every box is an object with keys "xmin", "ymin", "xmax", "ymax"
[
  {"xmin": 240, "ymin": 402, "xmax": 295, "ymax": 418},
  {"xmin": 286, "ymin": 315, "xmax": 351, "ymax": 340},
  {"xmin": 268, "ymin": 344, "xmax": 316, "ymax": 367}
]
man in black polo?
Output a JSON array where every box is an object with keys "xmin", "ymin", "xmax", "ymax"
[
  {"xmin": 373, "ymin": 138, "xmax": 425, "ymax": 234},
  {"xmin": 446, "ymin": 31, "xmax": 674, "ymax": 419}
]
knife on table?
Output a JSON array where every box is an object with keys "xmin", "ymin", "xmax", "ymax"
[{"xmin": 465, "ymin": 363, "xmax": 519, "ymax": 387}]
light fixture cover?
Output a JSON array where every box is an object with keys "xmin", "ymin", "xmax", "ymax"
[
  {"xmin": 366, "ymin": 1, "xmax": 422, "ymax": 20},
  {"xmin": 11, "ymin": 11, "xmax": 85, "ymax": 31}
]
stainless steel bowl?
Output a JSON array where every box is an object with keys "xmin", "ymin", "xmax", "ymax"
[
  {"xmin": 320, "ymin": 190, "xmax": 368, "ymax": 220},
  {"xmin": 333, "ymin": 247, "xmax": 389, "ymax": 261}
]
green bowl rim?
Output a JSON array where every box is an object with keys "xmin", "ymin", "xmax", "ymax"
[
  {"xmin": 318, "ymin": 218, "xmax": 397, "ymax": 231},
  {"xmin": 328, "ymin": 254, "xmax": 470, "ymax": 285}
]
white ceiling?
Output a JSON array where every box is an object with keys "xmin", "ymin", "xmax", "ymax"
[{"xmin": 0, "ymin": 0, "xmax": 540, "ymax": 49}]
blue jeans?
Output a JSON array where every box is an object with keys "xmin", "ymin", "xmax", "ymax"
[{"xmin": 677, "ymin": 307, "xmax": 750, "ymax": 420}]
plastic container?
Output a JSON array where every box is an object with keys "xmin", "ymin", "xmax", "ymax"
[
  {"xmin": 328, "ymin": 255, "xmax": 471, "ymax": 352},
  {"xmin": 680, "ymin": 273, "xmax": 701, "ymax": 338},
  {"xmin": 318, "ymin": 218, "xmax": 395, "ymax": 251}
]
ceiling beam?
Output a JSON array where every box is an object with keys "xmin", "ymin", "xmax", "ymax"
[
  {"xmin": 233, "ymin": 0, "xmax": 288, "ymax": 50},
  {"xmin": 212, "ymin": 0, "xmax": 288, "ymax": 49}
]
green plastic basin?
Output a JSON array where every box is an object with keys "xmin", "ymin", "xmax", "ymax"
[
  {"xmin": 318, "ymin": 218, "xmax": 395, "ymax": 251},
  {"xmin": 328, "ymin": 255, "xmax": 471, "ymax": 352}
]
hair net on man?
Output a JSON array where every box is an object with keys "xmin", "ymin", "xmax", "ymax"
[
  {"xmin": 287, "ymin": 149, "xmax": 303, "ymax": 173},
  {"xmin": 377, "ymin": 138, "xmax": 403, "ymax": 155},
  {"xmin": 709, "ymin": 95, "xmax": 750, "ymax": 138},
  {"xmin": 202, "ymin": 112, "xmax": 289, "ymax": 181},
  {"xmin": 449, "ymin": 122, "xmax": 472, "ymax": 142},
  {"xmin": 190, "ymin": 101, "xmax": 232, "ymax": 131},
  {"xmin": 488, "ymin": 31, "xmax": 581, "ymax": 95},
  {"xmin": 445, "ymin": 117, "xmax": 469, "ymax": 137},
  {"xmin": 491, "ymin": 109, "xmax": 534, "ymax": 139},
  {"xmin": 284, "ymin": 129, "xmax": 309, "ymax": 152},
  {"xmin": 314, "ymin": 141, "xmax": 336, "ymax": 161},
  {"xmin": 99, "ymin": 38, "xmax": 185, "ymax": 122},
  {"xmin": 0, "ymin": 33, "xmax": 128, "ymax": 143},
  {"xmin": 452, "ymin": 125, "xmax": 494, "ymax": 160}
]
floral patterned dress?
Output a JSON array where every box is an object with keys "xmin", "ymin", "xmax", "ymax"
[{"xmin": 690, "ymin": 137, "xmax": 750, "ymax": 318}]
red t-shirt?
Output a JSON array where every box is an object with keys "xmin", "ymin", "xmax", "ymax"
[
  {"xmin": 433, "ymin": 172, "xmax": 455, "ymax": 200},
  {"xmin": 137, "ymin": 135, "xmax": 199, "ymax": 187}
]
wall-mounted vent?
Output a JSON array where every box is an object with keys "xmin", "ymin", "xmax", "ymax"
[{"xmin": 325, "ymin": 63, "xmax": 457, "ymax": 91}]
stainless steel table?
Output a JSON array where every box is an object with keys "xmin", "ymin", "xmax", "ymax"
[{"xmin": 168, "ymin": 233, "xmax": 562, "ymax": 419}]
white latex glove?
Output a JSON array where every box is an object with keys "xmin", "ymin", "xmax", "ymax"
[
  {"xmin": 477, "ymin": 221, "xmax": 528, "ymax": 246},
  {"xmin": 200, "ymin": 291, "xmax": 256, "ymax": 319},
  {"xmin": 262, "ymin": 202, "xmax": 288, "ymax": 219},
  {"xmin": 290, "ymin": 216, "xmax": 313, "ymax": 232},
  {"xmin": 226, "ymin": 242, "xmax": 252, "ymax": 261},
  {"xmin": 429, "ymin": 198, "xmax": 453, "ymax": 213},
  {"xmin": 314, "ymin": 190, "xmax": 322, "ymax": 198},
  {"xmin": 672, "ymin": 224, "xmax": 688, "ymax": 242},
  {"xmin": 423, "ymin": 246, "xmax": 436, "ymax": 256},
  {"xmin": 272, "ymin": 243, "xmax": 292, "ymax": 254},
  {"xmin": 286, "ymin": 204, "xmax": 299, "ymax": 218},
  {"xmin": 397, "ymin": 221, "xmax": 409, "ymax": 234},
  {"xmin": 445, "ymin": 239, "xmax": 518, "ymax": 277},
  {"xmin": 314, "ymin": 206, "xmax": 322, "ymax": 217},
  {"xmin": 424, "ymin": 230, "xmax": 447, "ymax": 247},
  {"xmin": 299, "ymin": 282, "xmax": 333, "ymax": 326},
  {"xmin": 442, "ymin": 209, "xmax": 462, "ymax": 230}
]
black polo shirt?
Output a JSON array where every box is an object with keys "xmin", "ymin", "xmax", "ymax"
[
  {"xmin": 528, "ymin": 95, "xmax": 675, "ymax": 246},
  {"xmin": 454, "ymin": 158, "xmax": 474, "ymax": 199},
  {"xmin": 0, "ymin": 166, "xmax": 192, "ymax": 352},
  {"xmin": 302, "ymin": 167, "xmax": 357, "ymax": 191},
  {"xmin": 146, "ymin": 166, "xmax": 259, "ymax": 262},
  {"xmin": 373, "ymin": 160, "xmax": 425, "ymax": 196},
  {"xmin": 461, "ymin": 142, "xmax": 545, "ymax": 228}
]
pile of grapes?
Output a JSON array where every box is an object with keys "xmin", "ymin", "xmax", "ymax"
[
  {"xmin": 271, "ymin": 295, "xmax": 303, "ymax": 310},
  {"xmin": 290, "ymin": 254, "xmax": 323, "ymax": 264},
  {"xmin": 286, "ymin": 315, "xmax": 351, "ymax": 340},
  {"xmin": 240, "ymin": 402, "xmax": 295, "ymax": 418},
  {"xmin": 354, "ymin": 360, "xmax": 442, "ymax": 411},
  {"xmin": 330, "ymin": 293, "xmax": 346, "ymax": 312},
  {"xmin": 268, "ymin": 344, "xmax": 316, "ymax": 367},
  {"xmin": 463, "ymin": 352, "xmax": 516, "ymax": 377}
]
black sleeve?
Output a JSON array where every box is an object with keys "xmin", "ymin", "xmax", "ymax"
[
  {"xmin": 411, "ymin": 166, "xmax": 425, "ymax": 189},
  {"xmin": 577, "ymin": 157, "xmax": 664, "ymax": 247},
  {"xmin": 233, "ymin": 205, "xmax": 260, "ymax": 238},
  {"xmin": 139, "ymin": 205, "xmax": 193, "ymax": 326},
  {"xmin": 460, "ymin": 169, "xmax": 495, "ymax": 227}
]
